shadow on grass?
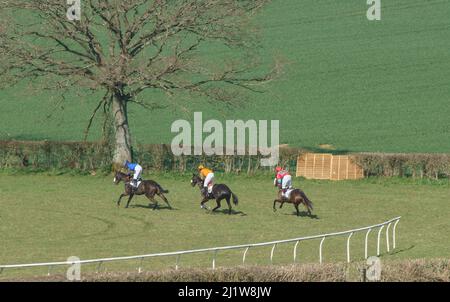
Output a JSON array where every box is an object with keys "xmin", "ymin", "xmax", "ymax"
[
  {"xmin": 130, "ymin": 204, "xmax": 177, "ymax": 211},
  {"xmin": 205, "ymin": 208, "xmax": 247, "ymax": 216},
  {"xmin": 300, "ymin": 145, "xmax": 352, "ymax": 155},
  {"xmin": 385, "ymin": 245, "xmax": 415, "ymax": 256},
  {"xmin": 280, "ymin": 211, "xmax": 319, "ymax": 219}
]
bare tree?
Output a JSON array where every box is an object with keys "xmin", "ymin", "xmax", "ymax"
[{"xmin": 0, "ymin": 0, "xmax": 280, "ymax": 168}]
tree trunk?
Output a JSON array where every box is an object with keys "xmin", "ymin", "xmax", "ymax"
[{"xmin": 112, "ymin": 94, "xmax": 132, "ymax": 168}]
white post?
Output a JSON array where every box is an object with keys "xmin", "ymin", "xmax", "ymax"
[
  {"xmin": 212, "ymin": 250, "xmax": 218, "ymax": 270},
  {"xmin": 365, "ymin": 228, "xmax": 372, "ymax": 259},
  {"xmin": 393, "ymin": 219, "xmax": 400, "ymax": 249},
  {"xmin": 47, "ymin": 265, "xmax": 52, "ymax": 276},
  {"xmin": 377, "ymin": 226, "xmax": 385, "ymax": 256},
  {"xmin": 346, "ymin": 232, "xmax": 353, "ymax": 263},
  {"xmin": 270, "ymin": 244, "xmax": 277, "ymax": 264},
  {"xmin": 293, "ymin": 241, "xmax": 300, "ymax": 263},
  {"xmin": 243, "ymin": 247, "xmax": 250, "ymax": 265},
  {"xmin": 386, "ymin": 223, "xmax": 391, "ymax": 252},
  {"xmin": 319, "ymin": 237, "xmax": 326, "ymax": 264},
  {"xmin": 138, "ymin": 257, "xmax": 144, "ymax": 273}
]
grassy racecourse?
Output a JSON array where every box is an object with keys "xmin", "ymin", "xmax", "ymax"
[{"xmin": 0, "ymin": 173, "xmax": 449, "ymax": 278}]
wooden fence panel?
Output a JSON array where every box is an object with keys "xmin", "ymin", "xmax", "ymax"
[{"xmin": 297, "ymin": 153, "xmax": 364, "ymax": 180}]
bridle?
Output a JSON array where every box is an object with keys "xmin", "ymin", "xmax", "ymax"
[
  {"xmin": 192, "ymin": 176, "xmax": 204, "ymax": 188},
  {"xmin": 115, "ymin": 172, "xmax": 131, "ymax": 184}
]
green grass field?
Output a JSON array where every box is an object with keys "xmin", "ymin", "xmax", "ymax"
[
  {"xmin": 0, "ymin": 173, "xmax": 448, "ymax": 278},
  {"xmin": 1, "ymin": 0, "xmax": 450, "ymax": 153}
]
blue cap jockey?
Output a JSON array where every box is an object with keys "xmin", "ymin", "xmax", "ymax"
[{"xmin": 123, "ymin": 160, "xmax": 143, "ymax": 188}]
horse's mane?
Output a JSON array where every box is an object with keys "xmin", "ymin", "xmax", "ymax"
[
  {"xmin": 192, "ymin": 174, "xmax": 204, "ymax": 185},
  {"xmin": 116, "ymin": 170, "xmax": 128, "ymax": 175},
  {"xmin": 115, "ymin": 171, "xmax": 131, "ymax": 178}
]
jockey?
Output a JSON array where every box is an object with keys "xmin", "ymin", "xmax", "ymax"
[
  {"xmin": 123, "ymin": 160, "xmax": 143, "ymax": 189},
  {"xmin": 274, "ymin": 166, "xmax": 292, "ymax": 197},
  {"xmin": 198, "ymin": 164, "xmax": 214, "ymax": 195}
]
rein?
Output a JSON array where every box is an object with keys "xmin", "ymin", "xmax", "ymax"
[
  {"xmin": 116, "ymin": 172, "xmax": 132, "ymax": 184},
  {"xmin": 195, "ymin": 178, "xmax": 204, "ymax": 188}
]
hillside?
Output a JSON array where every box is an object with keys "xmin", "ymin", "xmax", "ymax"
[{"xmin": 0, "ymin": 0, "xmax": 449, "ymax": 153}]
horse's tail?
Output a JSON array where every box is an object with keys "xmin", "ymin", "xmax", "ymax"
[
  {"xmin": 157, "ymin": 184, "xmax": 169, "ymax": 194},
  {"xmin": 299, "ymin": 190, "xmax": 313, "ymax": 212},
  {"xmin": 231, "ymin": 192, "xmax": 239, "ymax": 206}
]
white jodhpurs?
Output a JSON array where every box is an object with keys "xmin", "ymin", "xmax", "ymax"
[
  {"xmin": 204, "ymin": 172, "xmax": 215, "ymax": 192},
  {"xmin": 282, "ymin": 175, "xmax": 292, "ymax": 190},
  {"xmin": 133, "ymin": 164, "xmax": 143, "ymax": 181}
]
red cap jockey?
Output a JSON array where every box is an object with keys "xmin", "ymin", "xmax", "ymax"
[{"xmin": 274, "ymin": 166, "xmax": 290, "ymax": 189}]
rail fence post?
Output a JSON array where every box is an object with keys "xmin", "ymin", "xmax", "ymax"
[
  {"xmin": 138, "ymin": 257, "xmax": 144, "ymax": 274},
  {"xmin": 365, "ymin": 228, "xmax": 372, "ymax": 259},
  {"xmin": 386, "ymin": 223, "xmax": 392, "ymax": 252},
  {"xmin": 47, "ymin": 265, "xmax": 52, "ymax": 276},
  {"xmin": 377, "ymin": 226, "xmax": 385, "ymax": 256},
  {"xmin": 393, "ymin": 219, "xmax": 400, "ymax": 249},
  {"xmin": 270, "ymin": 244, "xmax": 277, "ymax": 264},
  {"xmin": 293, "ymin": 241, "xmax": 300, "ymax": 263},
  {"xmin": 319, "ymin": 237, "xmax": 326, "ymax": 264},
  {"xmin": 346, "ymin": 232, "xmax": 353, "ymax": 263},
  {"xmin": 242, "ymin": 247, "xmax": 250, "ymax": 265},
  {"xmin": 212, "ymin": 250, "xmax": 218, "ymax": 270}
]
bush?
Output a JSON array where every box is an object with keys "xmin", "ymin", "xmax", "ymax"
[
  {"xmin": 1, "ymin": 140, "xmax": 450, "ymax": 179},
  {"xmin": 0, "ymin": 140, "xmax": 299, "ymax": 175},
  {"xmin": 5, "ymin": 259, "xmax": 448, "ymax": 282},
  {"xmin": 0, "ymin": 140, "xmax": 112, "ymax": 173},
  {"xmin": 354, "ymin": 153, "xmax": 450, "ymax": 179}
]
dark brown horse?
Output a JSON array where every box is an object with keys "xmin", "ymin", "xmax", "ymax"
[
  {"xmin": 273, "ymin": 188, "xmax": 313, "ymax": 216},
  {"xmin": 190, "ymin": 174, "xmax": 238, "ymax": 214},
  {"xmin": 114, "ymin": 171, "xmax": 172, "ymax": 210}
]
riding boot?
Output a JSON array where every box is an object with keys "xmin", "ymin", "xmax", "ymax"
[
  {"xmin": 131, "ymin": 180, "xmax": 138, "ymax": 192},
  {"xmin": 207, "ymin": 185, "xmax": 213, "ymax": 198},
  {"xmin": 201, "ymin": 187, "xmax": 208, "ymax": 198}
]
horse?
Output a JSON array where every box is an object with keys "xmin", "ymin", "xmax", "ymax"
[
  {"xmin": 113, "ymin": 171, "xmax": 172, "ymax": 210},
  {"xmin": 273, "ymin": 188, "xmax": 313, "ymax": 216},
  {"xmin": 190, "ymin": 174, "xmax": 238, "ymax": 214}
]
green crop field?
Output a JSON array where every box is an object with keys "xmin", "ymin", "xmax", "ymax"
[
  {"xmin": 0, "ymin": 173, "xmax": 449, "ymax": 279},
  {"xmin": 1, "ymin": 0, "xmax": 450, "ymax": 153}
]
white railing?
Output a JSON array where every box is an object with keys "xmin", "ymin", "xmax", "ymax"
[{"xmin": 0, "ymin": 217, "xmax": 400, "ymax": 275}]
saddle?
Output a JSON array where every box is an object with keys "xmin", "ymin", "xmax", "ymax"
[
  {"xmin": 129, "ymin": 178, "xmax": 142, "ymax": 191},
  {"xmin": 201, "ymin": 187, "xmax": 214, "ymax": 199},
  {"xmin": 281, "ymin": 188, "xmax": 295, "ymax": 199}
]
